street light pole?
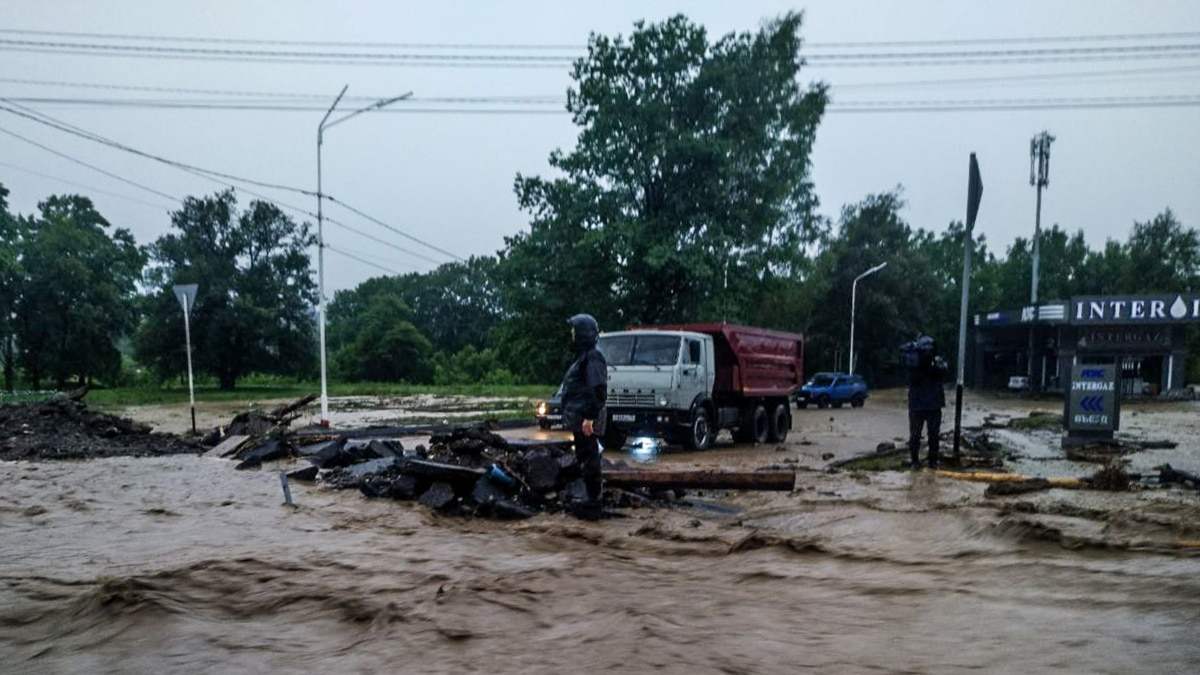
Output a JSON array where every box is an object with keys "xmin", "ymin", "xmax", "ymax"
[
  {"xmin": 849, "ymin": 261, "xmax": 888, "ymax": 375},
  {"xmin": 316, "ymin": 86, "xmax": 412, "ymax": 426}
]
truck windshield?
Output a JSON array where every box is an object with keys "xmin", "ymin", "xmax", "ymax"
[{"xmin": 598, "ymin": 335, "xmax": 681, "ymax": 367}]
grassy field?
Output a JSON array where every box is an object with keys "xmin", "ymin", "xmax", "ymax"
[{"xmin": 3, "ymin": 381, "xmax": 557, "ymax": 409}]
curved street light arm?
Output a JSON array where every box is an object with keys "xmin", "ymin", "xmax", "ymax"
[{"xmin": 849, "ymin": 261, "xmax": 888, "ymax": 375}]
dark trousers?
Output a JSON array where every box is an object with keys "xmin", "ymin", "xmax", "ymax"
[
  {"xmin": 908, "ymin": 409, "xmax": 942, "ymax": 466},
  {"xmin": 572, "ymin": 430, "xmax": 603, "ymax": 500}
]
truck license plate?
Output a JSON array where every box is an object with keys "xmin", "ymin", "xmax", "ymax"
[{"xmin": 612, "ymin": 414, "xmax": 636, "ymax": 422}]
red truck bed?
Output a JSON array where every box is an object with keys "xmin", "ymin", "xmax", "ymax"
[{"xmin": 630, "ymin": 323, "xmax": 804, "ymax": 397}]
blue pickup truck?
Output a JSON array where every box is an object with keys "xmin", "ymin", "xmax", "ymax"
[{"xmin": 794, "ymin": 372, "xmax": 869, "ymax": 409}]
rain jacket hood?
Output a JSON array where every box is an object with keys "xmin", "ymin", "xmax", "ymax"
[{"xmin": 568, "ymin": 314, "xmax": 599, "ymax": 353}]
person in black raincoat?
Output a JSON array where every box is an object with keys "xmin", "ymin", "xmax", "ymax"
[
  {"xmin": 559, "ymin": 314, "xmax": 608, "ymax": 504},
  {"xmin": 905, "ymin": 335, "xmax": 948, "ymax": 470}
]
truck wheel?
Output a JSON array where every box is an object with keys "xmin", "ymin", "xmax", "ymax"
[
  {"xmin": 538, "ymin": 419, "xmax": 551, "ymax": 429},
  {"xmin": 768, "ymin": 403, "xmax": 790, "ymax": 443},
  {"xmin": 850, "ymin": 394, "xmax": 866, "ymax": 408},
  {"xmin": 817, "ymin": 395, "xmax": 831, "ymax": 409},
  {"xmin": 685, "ymin": 408, "xmax": 713, "ymax": 451},
  {"xmin": 600, "ymin": 428, "xmax": 627, "ymax": 451},
  {"xmin": 750, "ymin": 405, "xmax": 770, "ymax": 444}
]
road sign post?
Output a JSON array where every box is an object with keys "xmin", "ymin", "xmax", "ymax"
[{"xmin": 953, "ymin": 153, "xmax": 984, "ymax": 463}]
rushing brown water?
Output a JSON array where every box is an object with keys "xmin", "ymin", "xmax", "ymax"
[{"xmin": 3, "ymin": 391, "xmax": 1199, "ymax": 673}]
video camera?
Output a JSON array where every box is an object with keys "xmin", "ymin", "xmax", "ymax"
[{"xmin": 900, "ymin": 335, "xmax": 937, "ymax": 369}]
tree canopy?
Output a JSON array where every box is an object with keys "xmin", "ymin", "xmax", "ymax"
[
  {"xmin": 12, "ymin": 195, "xmax": 145, "ymax": 389},
  {"xmin": 2, "ymin": 14, "xmax": 1199, "ymax": 392},
  {"xmin": 135, "ymin": 189, "xmax": 317, "ymax": 390},
  {"xmin": 497, "ymin": 12, "xmax": 828, "ymax": 382},
  {"xmin": 0, "ymin": 183, "xmax": 24, "ymax": 390}
]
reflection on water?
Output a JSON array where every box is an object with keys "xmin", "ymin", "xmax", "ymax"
[{"xmin": 627, "ymin": 436, "xmax": 662, "ymax": 463}]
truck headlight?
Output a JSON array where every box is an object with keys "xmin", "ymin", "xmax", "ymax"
[
  {"xmin": 658, "ymin": 395, "xmax": 667, "ymax": 407},
  {"xmin": 536, "ymin": 402, "xmax": 547, "ymax": 415}
]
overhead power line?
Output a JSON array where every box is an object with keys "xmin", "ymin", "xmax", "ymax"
[
  {"xmin": 3, "ymin": 68, "xmax": 1196, "ymax": 110},
  {"xmin": 0, "ymin": 78, "xmax": 564, "ymax": 104},
  {"xmin": 805, "ymin": 31, "xmax": 1200, "ymax": 49},
  {"xmin": 4, "ymin": 94, "xmax": 1198, "ymax": 114},
  {"xmin": 0, "ymin": 38, "xmax": 575, "ymax": 67},
  {"xmin": 324, "ymin": 243, "xmax": 407, "ymax": 275},
  {"xmin": 0, "ymin": 98, "xmax": 566, "ymax": 113},
  {"xmin": 3, "ymin": 26, "xmax": 1199, "ymax": 50},
  {"xmin": 0, "ymin": 99, "xmax": 317, "ymax": 195},
  {"xmin": 805, "ymin": 43, "xmax": 1200, "ymax": 66},
  {"xmin": 4, "ymin": 36, "xmax": 1200, "ymax": 68},
  {"xmin": 0, "ymin": 159, "xmax": 176, "ymax": 211},
  {"xmin": 830, "ymin": 94, "xmax": 1200, "ymax": 112},
  {"xmin": 832, "ymin": 63, "xmax": 1200, "ymax": 90},
  {"xmin": 323, "ymin": 214, "xmax": 449, "ymax": 266},
  {"xmin": 4, "ymin": 124, "xmax": 446, "ymax": 270},
  {"xmin": 0, "ymin": 45, "xmax": 567, "ymax": 68},
  {"xmin": 326, "ymin": 197, "xmax": 464, "ymax": 261},
  {"xmin": 0, "ymin": 100, "xmax": 460, "ymax": 263},
  {"xmin": 0, "ymin": 124, "xmax": 181, "ymax": 202},
  {"xmin": 0, "ymin": 27, "xmax": 583, "ymax": 51}
]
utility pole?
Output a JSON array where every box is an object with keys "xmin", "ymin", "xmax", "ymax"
[{"xmin": 1028, "ymin": 131, "xmax": 1054, "ymax": 391}]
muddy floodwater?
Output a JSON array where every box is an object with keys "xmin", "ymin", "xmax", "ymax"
[{"xmin": 2, "ymin": 390, "xmax": 1199, "ymax": 673}]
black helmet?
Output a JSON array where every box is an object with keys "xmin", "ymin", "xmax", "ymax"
[{"xmin": 568, "ymin": 313, "xmax": 599, "ymax": 351}]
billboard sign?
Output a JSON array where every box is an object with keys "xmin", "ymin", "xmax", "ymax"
[{"xmin": 1066, "ymin": 364, "xmax": 1119, "ymax": 433}]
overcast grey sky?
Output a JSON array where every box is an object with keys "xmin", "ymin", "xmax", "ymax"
[{"xmin": 2, "ymin": 0, "xmax": 1197, "ymax": 296}]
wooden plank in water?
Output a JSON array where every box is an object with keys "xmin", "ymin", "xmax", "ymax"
[
  {"xmin": 604, "ymin": 469, "xmax": 795, "ymax": 492},
  {"xmin": 203, "ymin": 434, "xmax": 252, "ymax": 459}
]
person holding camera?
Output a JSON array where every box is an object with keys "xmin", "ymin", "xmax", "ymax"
[{"xmin": 903, "ymin": 335, "xmax": 949, "ymax": 470}]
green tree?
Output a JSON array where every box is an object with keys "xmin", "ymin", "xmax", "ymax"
[
  {"xmin": 1075, "ymin": 239, "xmax": 1129, "ymax": 295},
  {"xmin": 433, "ymin": 345, "xmax": 515, "ymax": 386},
  {"xmin": 805, "ymin": 192, "xmax": 942, "ymax": 384},
  {"xmin": 0, "ymin": 183, "xmax": 24, "ymax": 391},
  {"xmin": 399, "ymin": 256, "xmax": 501, "ymax": 355},
  {"xmin": 135, "ymin": 190, "xmax": 316, "ymax": 390},
  {"xmin": 1120, "ymin": 209, "xmax": 1200, "ymax": 292},
  {"xmin": 14, "ymin": 195, "xmax": 145, "ymax": 389},
  {"xmin": 498, "ymin": 12, "xmax": 828, "ymax": 382},
  {"xmin": 326, "ymin": 277, "xmax": 435, "ymax": 383},
  {"xmin": 921, "ymin": 220, "xmax": 1002, "ymax": 350},
  {"xmin": 332, "ymin": 293, "xmax": 433, "ymax": 383},
  {"xmin": 1119, "ymin": 209, "xmax": 1200, "ymax": 383}
]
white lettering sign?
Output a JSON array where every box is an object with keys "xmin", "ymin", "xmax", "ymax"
[{"xmin": 1072, "ymin": 295, "xmax": 1200, "ymax": 324}]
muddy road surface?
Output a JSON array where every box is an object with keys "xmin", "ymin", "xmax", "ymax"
[{"xmin": 2, "ymin": 389, "xmax": 1199, "ymax": 673}]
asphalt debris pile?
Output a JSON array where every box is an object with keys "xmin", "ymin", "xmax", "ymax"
[
  {"xmin": 0, "ymin": 396, "xmax": 203, "ymax": 461},
  {"xmin": 291, "ymin": 424, "xmax": 640, "ymax": 520}
]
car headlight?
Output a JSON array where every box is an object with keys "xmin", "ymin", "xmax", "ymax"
[{"xmin": 536, "ymin": 402, "xmax": 547, "ymax": 415}]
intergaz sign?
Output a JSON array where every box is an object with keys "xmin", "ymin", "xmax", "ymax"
[
  {"xmin": 1066, "ymin": 364, "xmax": 1119, "ymax": 433},
  {"xmin": 1071, "ymin": 294, "xmax": 1200, "ymax": 324}
]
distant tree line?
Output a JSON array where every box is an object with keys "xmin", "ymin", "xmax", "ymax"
[{"xmin": 1, "ymin": 13, "xmax": 1197, "ymax": 392}]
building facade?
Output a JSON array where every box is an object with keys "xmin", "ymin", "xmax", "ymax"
[{"xmin": 974, "ymin": 293, "xmax": 1199, "ymax": 396}]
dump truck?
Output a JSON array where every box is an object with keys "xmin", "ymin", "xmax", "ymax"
[{"xmin": 597, "ymin": 323, "xmax": 804, "ymax": 451}]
